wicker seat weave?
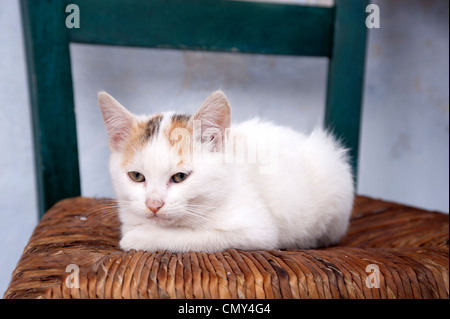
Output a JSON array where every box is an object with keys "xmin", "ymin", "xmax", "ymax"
[{"xmin": 4, "ymin": 195, "xmax": 448, "ymax": 299}]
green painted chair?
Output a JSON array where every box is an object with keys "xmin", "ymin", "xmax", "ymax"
[
  {"xmin": 11, "ymin": 0, "xmax": 446, "ymax": 300},
  {"xmin": 21, "ymin": 0, "xmax": 368, "ymax": 219}
]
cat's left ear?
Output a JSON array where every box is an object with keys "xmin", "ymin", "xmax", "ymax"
[
  {"xmin": 189, "ymin": 90, "xmax": 231, "ymax": 151},
  {"xmin": 98, "ymin": 91, "xmax": 136, "ymax": 152}
]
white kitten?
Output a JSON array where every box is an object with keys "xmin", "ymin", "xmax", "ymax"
[{"xmin": 98, "ymin": 90, "xmax": 354, "ymax": 253}]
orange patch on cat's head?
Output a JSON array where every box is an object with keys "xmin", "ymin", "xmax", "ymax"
[
  {"xmin": 121, "ymin": 114, "xmax": 163, "ymax": 167},
  {"xmin": 164, "ymin": 114, "xmax": 193, "ymax": 166}
]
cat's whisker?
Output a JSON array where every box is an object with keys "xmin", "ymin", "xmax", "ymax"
[
  {"xmin": 81, "ymin": 201, "xmax": 141, "ymax": 219},
  {"xmin": 82, "ymin": 207, "xmax": 119, "ymax": 218},
  {"xmin": 165, "ymin": 206, "xmax": 211, "ymax": 222},
  {"xmin": 186, "ymin": 204, "xmax": 217, "ymax": 208}
]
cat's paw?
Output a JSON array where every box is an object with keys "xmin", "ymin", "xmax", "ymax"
[
  {"xmin": 119, "ymin": 228, "xmax": 164, "ymax": 252},
  {"xmin": 119, "ymin": 236, "xmax": 134, "ymax": 251},
  {"xmin": 119, "ymin": 232, "xmax": 147, "ymax": 251}
]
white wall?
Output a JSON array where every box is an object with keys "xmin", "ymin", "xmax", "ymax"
[
  {"xmin": 360, "ymin": 0, "xmax": 449, "ymax": 215},
  {"xmin": 0, "ymin": 0, "xmax": 448, "ymax": 296}
]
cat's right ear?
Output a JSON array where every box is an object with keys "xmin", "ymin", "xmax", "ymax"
[
  {"xmin": 98, "ymin": 91, "xmax": 135, "ymax": 152},
  {"xmin": 189, "ymin": 90, "xmax": 231, "ymax": 152}
]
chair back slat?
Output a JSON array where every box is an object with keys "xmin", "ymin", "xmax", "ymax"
[
  {"xmin": 325, "ymin": 0, "xmax": 369, "ymax": 175},
  {"xmin": 69, "ymin": 0, "xmax": 334, "ymax": 57},
  {"xmin": 21, "ymin": 0, "xmax": 81, "ymax": 218}
]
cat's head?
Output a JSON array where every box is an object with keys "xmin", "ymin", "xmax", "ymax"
[{"xmin": 98, "ymin": 90, "xmax": 232, "ymax": 227}]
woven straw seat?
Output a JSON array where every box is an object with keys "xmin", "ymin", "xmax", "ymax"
[{"xmin": 4, "ymin": 195, "xmax": 448, "ymax": 299}]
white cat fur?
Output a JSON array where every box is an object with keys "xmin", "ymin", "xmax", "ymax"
[{"xmin": 98, "ymin": 90, "xmax": 354, "ymax": 253}]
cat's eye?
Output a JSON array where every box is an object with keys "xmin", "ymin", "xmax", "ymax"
[
  {"xmin": 128, "ymin": 171, "xmax": 145, "ymax": 182},
  {"xmin": 171, "ymin": 172, "xmax": 190, "ymax": 183}
]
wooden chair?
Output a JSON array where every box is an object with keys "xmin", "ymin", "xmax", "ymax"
[{"xmin": 4, "ymin": 0, "xmax": 448, "ymax": 299}]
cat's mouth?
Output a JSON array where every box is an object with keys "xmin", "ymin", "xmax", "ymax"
[{"xmin": 145, "ymin": 212, "xmax": 176, "ymax": 225}]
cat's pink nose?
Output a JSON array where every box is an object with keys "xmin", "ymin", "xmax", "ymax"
[{"xmin": 146, "ymin": 199, "xmax": 165, "ymax": 214}]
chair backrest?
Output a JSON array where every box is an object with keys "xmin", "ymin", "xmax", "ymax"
[{"xmin": 21, "ymin": 0, "xmax": 368, "ymax": 218}]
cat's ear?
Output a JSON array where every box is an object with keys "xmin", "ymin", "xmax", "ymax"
[
  {"xmin": 98, "ymin": 91, "xmax": 135, "ymax": 152},
  {"xmin": 189, "ymin": 90, "xmax": 231, "ymax": 151}
]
